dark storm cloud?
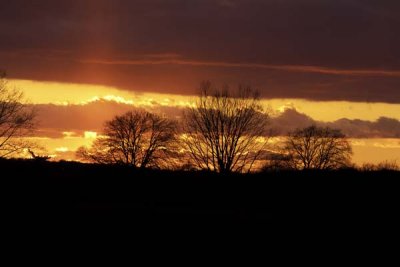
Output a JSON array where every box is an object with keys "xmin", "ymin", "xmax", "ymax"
[{"xmin": 1, "ymin": 0, "xmax": 400, "ymax": 102}]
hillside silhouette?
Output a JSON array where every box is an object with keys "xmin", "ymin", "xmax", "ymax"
[{"xmin": 3, "ymin": 158, "xmax": 399, "ymax": 225}]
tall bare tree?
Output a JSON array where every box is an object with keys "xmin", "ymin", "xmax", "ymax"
[
  {"xmin": 283, "ymin": 126, "xmax": 352, "ymax": 170},
  {"xmin": 0, "ymin": 71, "xmax": 36, "ymax": 158},
  {"xmin": 77, "ymin": 110, "xmax": 177, "ymax": 169},
  {"xmin": 182, "ymin": 81, "xmax": 270, "ymax": 173}
]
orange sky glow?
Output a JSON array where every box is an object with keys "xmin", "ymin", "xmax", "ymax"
[
  {"xmin": 9, "ymin": 79, "xmax": 399, "ymax": 166},
  {"xmin": 13, "ymin": 79, "xmax": 400, "ymax": 121}
]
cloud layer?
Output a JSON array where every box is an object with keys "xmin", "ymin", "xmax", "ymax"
[
  {"xmin": 1, "ymin": 0, "xmax": 400, "ymax": 102},
  {"xmin": 30, "ymin": 100, "xmax": 400, "ymax": 138},
  {"xmin": 269, "ymin": 108, "xmax": 400, "ymax": 138}
]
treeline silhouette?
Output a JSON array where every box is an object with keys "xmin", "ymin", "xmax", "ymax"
[{"xmin": 75, "ymin": 82, "xmax": 356, "ymax": 173}]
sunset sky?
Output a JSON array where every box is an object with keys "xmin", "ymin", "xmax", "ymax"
[{"xmin": 1, "ymin": 0, "xmax": 399, "ymax": 164}]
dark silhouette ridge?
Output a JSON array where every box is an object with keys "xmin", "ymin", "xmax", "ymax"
[{"xmin": 2, "ymin": 158, "xmax": 399, "ymax": 225}]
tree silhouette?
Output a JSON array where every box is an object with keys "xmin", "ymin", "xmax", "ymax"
[
  {"xmin": 282, "ymin": 126, "xmax": 352, "ymax": 170},
  {"xmin": 77, "ymin": 110, "xmax": 176, "ymax": 169},
  {"xmin": 182, "ymin": 81, "xmax": 270, "ymax": 173},
  {"xmin": 0, "ymin": 71, "xmax": 36, "ymax": 158}
]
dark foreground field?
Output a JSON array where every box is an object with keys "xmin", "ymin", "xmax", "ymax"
[{"xmin": 2, "ymin": 159, "xmax": 400, "ymax": 226}]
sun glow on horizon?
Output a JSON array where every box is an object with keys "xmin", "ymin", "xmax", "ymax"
[
  {"xmin": 20, "ymin": 135, "xmax": 399, "ymax": 166},
  {"xmin": 84, "ymin": 131, "xmax": 97, "ymax": 139},
  {"xmin": 55, "ymin": 147, "xmax": 69, "ymax": 152}
]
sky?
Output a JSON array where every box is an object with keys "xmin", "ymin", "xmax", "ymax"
[{"xmin": 0, "ymin": 0, "xmax": 399, "ymax": 164}]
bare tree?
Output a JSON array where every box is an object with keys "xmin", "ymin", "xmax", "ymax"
[
  {"xmin": 0, "ymin": 71, "xmax": 36, "ymax": 158},
  {"xmin": 77, "ymin": 110, "xmax": 177, "ymax": 169},
  {"xmin": 182, "ymin": 81, "xmax": 270, "ymax": 174},
  {"xmin": 282, "ymin": 126, "xmax": 352, "ymax": 170}
]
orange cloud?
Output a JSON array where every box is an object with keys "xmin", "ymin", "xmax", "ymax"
[{"xmin": 79, "ymin": 58, "xmax": 400, "ymax": 77}]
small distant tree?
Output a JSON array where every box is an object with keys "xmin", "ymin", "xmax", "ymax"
[
  {"xmin": 77, "ymin": 110, "xmax": 176, "ymax": 169},
  {"xmin": 0, "ymin": 71, "xmax": 36, "ymax": 158},
  {"xmin": 182, "ymin": 81, "xmax": 270, "ymax": 174},
  {"xmin": 282, "ymin": 126, "xmax": 352, "ymax": 170},
  {"xmin": 27, "ymin": 148, "xmax": 51, "ymax": 162}
]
